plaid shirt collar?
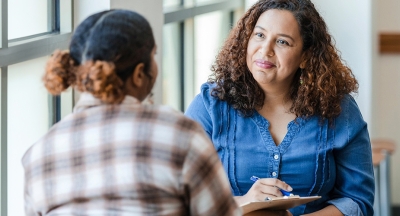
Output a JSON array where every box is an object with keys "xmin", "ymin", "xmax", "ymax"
[{"xmin": 73, "ymin": 93, "xmax": 140, "ymax": 113}]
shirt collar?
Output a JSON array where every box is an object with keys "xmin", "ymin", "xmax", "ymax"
[{"xmin": 73, "ymin": 92, "xmax": 140, "ymax": 113}]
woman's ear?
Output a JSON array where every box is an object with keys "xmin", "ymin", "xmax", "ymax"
[
  {"xmin": 300, "ymin": 61, "xmax": 306, "ymax": 69},
  {"xmin": 131, "ymin": 63, "xmax": 145, "ymax": 87},
  {"xmin": 300, "ymin": 52, "xmax": 307, "ymax": 69}
]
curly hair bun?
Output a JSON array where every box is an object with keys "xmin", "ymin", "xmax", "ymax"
[
  {"xmin": 43, "ymin": 50, "xmax": 76, "ymax": 95},
  {"xmin": 76, "ymin": 61, "xmax": 125, "ymax": 104}
]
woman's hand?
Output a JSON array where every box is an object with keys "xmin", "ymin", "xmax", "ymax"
[{"xmin": 235, "ymin": 178, "xmax": 293, "ymax": 205}]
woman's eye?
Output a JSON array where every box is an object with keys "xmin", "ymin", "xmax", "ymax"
[
  {"xmin": 277, "ymin": 39, "xmax": 289, "ymax": 45},
  {"xmin": 255, "ymin": 33, "xmax": 264, "ymax": 38}
]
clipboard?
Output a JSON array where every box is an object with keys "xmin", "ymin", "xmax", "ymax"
[{"xmin": 240, "ymin": 196, "xmax": 321, "ymax": 215}]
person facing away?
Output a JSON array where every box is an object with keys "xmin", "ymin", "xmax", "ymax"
[
  {"xmin": 185, "ymin": 0, "xmax": 375, "ymax": 215},
  {"xmin": 21, "ymin": 9, "xmax": 241, "ymax": 216}
]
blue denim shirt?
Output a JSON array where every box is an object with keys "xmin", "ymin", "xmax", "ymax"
[{"xmin": 185, "ymin": 83, "xmax": 374, "ymax": 216}]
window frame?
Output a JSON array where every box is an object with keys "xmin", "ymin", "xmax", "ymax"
[
  {"xmin": 163, "ymin": 0, "xmax": 243, "ymax": 111},
  {"xmin": 0, "ymin": 1, "xmax": 73, "ymax": 214}
]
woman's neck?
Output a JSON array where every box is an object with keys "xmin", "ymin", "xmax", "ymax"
[{"xmin": 261, "ymin": 85, "xmax": 292, "ymax": 111}]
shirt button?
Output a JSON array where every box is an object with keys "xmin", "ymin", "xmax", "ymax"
[
  {"xmin": 274, "ymin": 154, "xmax": 279, "ymax": 160},
  {"xmin": 272, "ymin": 172, "xmax": 277, "ymax": 177}
]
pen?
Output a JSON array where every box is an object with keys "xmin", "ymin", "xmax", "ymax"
[{"xmin": 250, "ymin": 175, "xmax": 293, "ymax": 196}]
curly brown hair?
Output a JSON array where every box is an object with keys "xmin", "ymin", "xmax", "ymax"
[
  {"xmin": 210, "ymin": 0, "xmax": 358, "ymax": 122},
  {"xmin": 43, "ymin": 10, "xmax": 155, "ymax": 104}
]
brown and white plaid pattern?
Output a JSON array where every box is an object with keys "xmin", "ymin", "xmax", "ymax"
[{"xmin": 22, "ymin": 93, "xmax": 241, "ymax": 216}]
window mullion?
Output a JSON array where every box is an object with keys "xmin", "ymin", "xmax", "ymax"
[
  {"xmin": 1, "ymin": 0, "xmax": 8, "ymax": 48},
  {"xmin": 0, "ymin": 0, "xmax": 8, "ymax": 214},
  {"xmin": 183, "ymin": 18, "xmax": 195, "ymax": 111},
  {"xmin": 1, "ymin": 66, "xmax": 8, "ymax": 216}
]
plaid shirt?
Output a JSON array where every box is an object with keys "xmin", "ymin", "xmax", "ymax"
[{"xmin": 22, "ymin": 93, "xmax": 241, "ymax": 216}]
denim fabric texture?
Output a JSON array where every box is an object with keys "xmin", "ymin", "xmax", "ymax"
[{"xmin": 185, "ymin": 82, "xmax": 374, "ymax": 216}]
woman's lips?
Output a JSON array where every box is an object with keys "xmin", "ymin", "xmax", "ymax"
[{"xmin": 255, "ymin": 59, "xmax": 276, "ymax": 69}]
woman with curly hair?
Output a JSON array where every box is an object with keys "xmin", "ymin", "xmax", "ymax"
[
  {"xmin": 185, "ymin": 0, "xmax": 374, "ymax": 215},
  {"xmin": 22, "ymin": 9, "xmax": 241, "ymax": 216}
]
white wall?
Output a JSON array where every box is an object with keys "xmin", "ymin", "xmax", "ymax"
[
  {"xmin": 312, "ymin": 0, "xmax": 374, "ymax": 125},
  {"xmin": 376, "ymin": 0, "xmax": 400, "ymax": 205}
]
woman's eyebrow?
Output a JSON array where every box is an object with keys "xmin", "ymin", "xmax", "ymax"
[
  {"xmin": 254, "ymin": 25, "xmax": 265, "ymax": 31},
  {"xmin": 277, "ymin": 33, "xmax": 294, "ymax": 41},
  {"xmin": 254, "ymin": 26, "xmax": 294, "ymax": 41}
]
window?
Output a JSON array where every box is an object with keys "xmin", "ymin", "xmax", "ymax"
[
  {"xmin": 7, "ymin": 57, "xmax": 50, "ymax": 216},
  {"xmin": 162, "ymin": 0, "xmax": 243, "ymax": 111},
  {"xmin": 194, "ymin": 10, "xmax": 231, "ymax": 95},
  {"xmin": 162, "ymin": 22, "xmax": 182, "ymax": 111},
  {"xmin": 0, "ymin": 1, "xmax": 73, "ymax": 215},
  {"xmin": 195, "ymin": 0, "xmax": 215, "ymax": 5},
  {"xmin": 164, "ymin": 0, "xmax": 182, "ymax": 8},
  {"xmin": 8, "ymin": 0, "xmax": 50, "ymax": 40}
]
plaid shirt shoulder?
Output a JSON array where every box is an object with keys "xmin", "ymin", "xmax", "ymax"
[{"xmin": 22, "ymin": 99, "xmax": 241, "ymax": 216}]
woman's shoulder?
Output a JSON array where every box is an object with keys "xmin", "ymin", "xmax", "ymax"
[
  {"xmin": 339, "ymin": 94, "xmax": 364, "ymax": 118},
  {"xmin": 335, "ymin": 94, "xmax": 367, "ymax": 132},
  {"xmin": 189, "ymin": 82, "xmax": 227, "ymax": 113},
  {"xmin": 199, "ymin": 82, "xmax": 218, "ymax": 100}
]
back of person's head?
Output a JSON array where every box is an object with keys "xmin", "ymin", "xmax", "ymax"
[{"xmin": 43, "ymin": 9, "xmax": 155, "ymax": 103}]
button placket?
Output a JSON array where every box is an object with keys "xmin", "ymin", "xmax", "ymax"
[{"xmin": 271, "ymin": 152, "xmax": 280, "ymax": 178}]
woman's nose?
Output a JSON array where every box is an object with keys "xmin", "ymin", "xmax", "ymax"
[{"xmin": 258, "ymin": 43, "xmax": 274, "ymax": 57}]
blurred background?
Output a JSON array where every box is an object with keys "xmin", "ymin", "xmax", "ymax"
[{"xmin": 0, "ymin": 0, "xmax": 399, "ymax": 215}]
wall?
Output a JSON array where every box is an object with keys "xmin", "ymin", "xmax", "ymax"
[
  {"xmin": 312, "ymin": 0, "xmax": 374, "ymax": 125},
  {"xmin": 376, "ymin": 0, "xmax": 400, "ymax": 206}
]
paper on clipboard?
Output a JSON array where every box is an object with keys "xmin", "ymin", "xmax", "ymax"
[{"xmin": 240, "ymin": 196, "xmax": 321, "ymax": 215}]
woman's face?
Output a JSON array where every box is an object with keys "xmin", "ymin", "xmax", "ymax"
[{"xmin": 246, "ymin": 9, "xmax": 304, "ymax": 90}]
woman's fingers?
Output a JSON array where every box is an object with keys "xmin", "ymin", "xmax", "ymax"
[
  {"xmin": 258, "ymin": 183, "xmax": 282, "ymax": 197},
  {"xmin": 257, "ymin": 178, "xmax": 293, "ymax": 192},
  {"xmin": 245, "ymin": 177, "xmax": 294, "ymax": 202},
  {"xmin": 248, "ymin": 180, "xmax": 281, "ymax": 200}
]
